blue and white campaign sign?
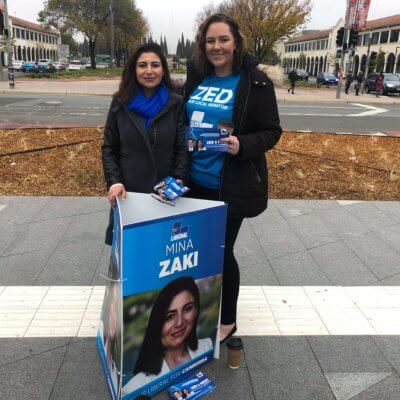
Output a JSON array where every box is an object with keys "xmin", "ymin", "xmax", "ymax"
[{"xmin": 97, "ymin": 192, "xmax": 227, "ymax": 400}]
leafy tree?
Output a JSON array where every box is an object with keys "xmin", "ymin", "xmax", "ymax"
[
  {"xmin": 298, "ymin": 52, "xmax": 306, "ymax": 69},
  {"xmin": 163, "ymin": 35, "xmax": 168, "ymax": 55},
  {"xmin": 196, "ymin": 0, "xmax": 312, "ymax": 63},
  {"xmin": 38, "ymin": 0, "xmax": 112, "ymax": 69},
  {"xmin": 98, "ymin": 0, "xmax": 148, "ymax": 66},
  {"xmin": 376, "ymin": 49, "xmax": 385, "ymax": 72}
]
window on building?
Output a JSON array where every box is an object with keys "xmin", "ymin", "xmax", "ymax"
[
  {"xmin": 13, "ymin": 28, "xmax": 16, "ymax": 37},
  {"xmin": 380, "ymin": 31, "xmax": 389, "ymax": 44},
  {"xmin": 357, "ymin": 34, "xmax": 362, "ymax": 46},
  {"xmin": 363, "ymin": 34, "xmax": 369, "ymax": 45},
  {"xmin": 390, "ymin": 29, "xmax": 399, "ymax": 43},
  {"xmin": 312, "ymin": 41, "xmax": 316, "ymax": 50},
  {"xmin": 16, "ymin": 28, "xmax": 20, "ymax": 38},
  {"xmin": 39, "ymin": 33, "xmax": 42, "ymax": 42},
  {"xmin": 321, "ymin": 40, "xmax": 325, "ymax": 50},
  {"xmin": 21, "ymin": 29, "xmax": 25, "ymax": 39},
  {"xmin": 35, "ymin": 32, "xmax": 38, "ymax": 41},
  {"xmin": 371, "ymin": 32, "xmax": 379, "ymax": 45},
  {"xmin": 316, "ymin": 41, "xmax": 320, "ymax": 50}
]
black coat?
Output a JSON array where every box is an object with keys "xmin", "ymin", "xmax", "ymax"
[
  {"xmin": 102, "ymin": 90, "xmax": 188, "ymax": 244},
  {"xmin": 184, "ymin": 54, "xmax": 282, "ymax": 218}
]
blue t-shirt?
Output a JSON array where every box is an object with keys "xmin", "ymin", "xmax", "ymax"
[{"xmin": 186, "ymin": 73, "xmax": 241, "ymax": 189}]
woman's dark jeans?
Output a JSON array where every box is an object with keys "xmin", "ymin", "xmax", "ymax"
[{"xmin": 187, "ymin": 182, "xmax": 243, "ymax": 325}]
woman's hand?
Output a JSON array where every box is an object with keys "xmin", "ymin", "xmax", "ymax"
[
  {"xmin": 220, "ymin": 135, "xmax": 240, "ymax": 155},
  {"xmin": 108, "ymin": 183, "xmax": 126, "ymax": 206}
]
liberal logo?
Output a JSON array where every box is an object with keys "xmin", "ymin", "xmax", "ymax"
[{"xmin": 171, "ymin": 222, "xmax": 189, "ymax": 241}]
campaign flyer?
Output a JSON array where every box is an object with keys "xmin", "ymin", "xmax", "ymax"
[
  {"xmin": 96, "ymin": 193, "xmax": 227, "ymax": 400},
  {"xmin": 185, "ymin": 127, "xmax": 229, "ymax": 152},
  {"xmin": 167, "ymin": 371, "xmax": 216, "ymax": 399},
  {"xmin": 153, "ymin": 177, "xmax": 190, "ymax": 202}
]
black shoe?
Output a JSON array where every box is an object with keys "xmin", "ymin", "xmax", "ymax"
[
  {"xmin": 220, "ymin": 324, "xmax": 237, "ymax": 344},
  {"xmin": 287, "ymin": 88, "xmax": 290, "ymax": 93}
]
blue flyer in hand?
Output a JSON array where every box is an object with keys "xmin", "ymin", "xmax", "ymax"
[
  {"xmin": 152, "ymin": 176, "xmax": 190, "ymax": 204},
  {"xmin": 167, "ymin": 371, "xmax": 216, "ymax": 400},
  {"xmin": 185, "ymin": 127, "xmax": 229, "ymax": 153}
]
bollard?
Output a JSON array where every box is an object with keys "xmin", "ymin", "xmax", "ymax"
[{"xmin": 8, "ymin": 67, "xmax": 15, "ymax": 88}]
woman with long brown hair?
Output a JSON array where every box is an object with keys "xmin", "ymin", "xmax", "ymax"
[
  {"xmin": 102, "ymin": 42, "xmax": 188, "ymax": 244},
  {"xmin": 184, "ymin": 14, "xmax": 282, "ymax": 342}
]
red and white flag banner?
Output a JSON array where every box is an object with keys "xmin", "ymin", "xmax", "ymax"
[{"xmin": 345, "ymin": 0, "xmax": 371, "ymax": 30}]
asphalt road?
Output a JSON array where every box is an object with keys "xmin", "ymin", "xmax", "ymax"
[{"xmin": 0, "ymin": 92, "xmax": 399, "ymax": 135}]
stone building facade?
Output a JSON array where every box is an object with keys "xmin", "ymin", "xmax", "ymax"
[
  {"xmin": 281, "ymin": 14, "xmax": 400, "ymax": 76},
  {"xmin": 1, "ymin": 10, "xmax": 60, "ymax": 66}
]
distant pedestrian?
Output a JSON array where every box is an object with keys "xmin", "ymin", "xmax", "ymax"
[
  {"xmin": 375, "ymin": 72, "xmax": 384, "ymax": 97},
  {"xmin": 355, "ymin": 71, "xmax": 364, "ymax": 96},
  {"xmin": 288, "ymin": 68, "xmax": 297, "ymax": 94},
  {"xmin": 345, "ymin": 70, "xmax": 353, "ymax": 94}
]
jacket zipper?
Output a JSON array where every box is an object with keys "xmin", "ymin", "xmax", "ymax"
[
  {"xmin": 250, "ymin": 161, "xmax": 261, "ymax": 182},
  {"xmin": 218, "ymin": 70, "xmax": 253, "ymax": 200}
]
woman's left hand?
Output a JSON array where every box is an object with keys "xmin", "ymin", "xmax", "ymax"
[{"xmin": 220, "ymin": 135, "xmax": 240, "ymax": 155}]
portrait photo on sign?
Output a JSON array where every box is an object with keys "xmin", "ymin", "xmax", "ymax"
[
  {"xmin": 121, "ymin": 275, "xmax": 222, "ymax": 394},
  {"xmin": 99, "ymin": 271, "xmax": 123, "ymax": 394}
]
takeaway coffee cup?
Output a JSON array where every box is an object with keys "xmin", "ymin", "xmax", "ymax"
[{"xmin": 226, "ymin": 337, "xmax": 243, "ymax": 369}]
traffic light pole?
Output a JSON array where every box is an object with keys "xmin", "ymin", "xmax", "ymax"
[{"xmin": 336, "ymin": 0, "xmax": 353, "ymax": 99}]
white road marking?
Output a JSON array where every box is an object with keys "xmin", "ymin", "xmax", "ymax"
[
  {"xmin": 0, "ymin": 205, "xmax": 7, "ymax": 212},
  {"xmin": 2, "ymin": 286, "xmax": 400, "ymax": 337},
  {"xmin": 349, "ymin": 103, "xmax": 389, "ymax": 117},
  {"xmin": 68, "ymin": 112, "xmax": 104, "ymax": 117}
]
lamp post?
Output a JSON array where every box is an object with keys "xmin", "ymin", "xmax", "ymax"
[
  {"xmin": 109, "ymin": 0, "xmax": 115, "ymax": 67},
  {"xmin": 3, "ymin": 0, "xmax": 14, "ymax": 87},
  {"xmin": 361, "ymin": 35, "xmax": 371, "ymax": 94},
  {"xmin": 395, "ymin": 46, "xmax": 400, "ymax": 73},
  {"xmin": 336, "ymin": 0, "xmax": 353, "ymax": 99}
]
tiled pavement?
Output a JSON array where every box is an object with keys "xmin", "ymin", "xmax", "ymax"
[{"xmin": 1, "ymin": 196, "xmax": 400, "ymax": 400}]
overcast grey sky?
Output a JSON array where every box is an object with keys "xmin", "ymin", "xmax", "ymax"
[{"xmin": 7, "ymin": 0, "xmax": 400, "ymax": 53}]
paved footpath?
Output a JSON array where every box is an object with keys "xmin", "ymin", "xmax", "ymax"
[
  {"xmin": 1, "ymin": 196, "xmax": 400, "ymax": 399},
  {"xmin": 1, "ymin": 78, "xmax": 400, "ymax": 105}
]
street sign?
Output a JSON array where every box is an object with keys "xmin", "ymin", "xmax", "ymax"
[{"xmin": 58, "ymin": 44, "xmax": 69, "ymax": 60}]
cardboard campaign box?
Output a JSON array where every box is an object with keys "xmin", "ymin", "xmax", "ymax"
[{"xmin": 97, "ymin": 192, "xmax": 227, "ymax": 400}]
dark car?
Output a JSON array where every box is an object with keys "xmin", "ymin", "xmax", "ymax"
[
  {"xmin": 37, "ymin": 61, "xmax": 56, "ymax": 73},
  {"xmin": 316, "ymin": 72, "xmax": 339, "ymax": 85},
  {"xmin": 295, "ymin": 69, "xmax": 309, "ymax": 81},
  {"xmin": 21, "ymin": 61, "xmax": 39, "ymax": 73},
  {"xmin": 365, "ymin": 72, "xmax": 400, "ymax": 95}
]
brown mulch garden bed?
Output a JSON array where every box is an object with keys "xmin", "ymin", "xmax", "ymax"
[{"xmin": 1, "ymin": 128, "xmax": 399, "ymax": 200}]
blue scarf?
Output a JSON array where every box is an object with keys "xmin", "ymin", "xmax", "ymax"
[{"xmin": 124, "ymin": 83, "xmax": 169, "ymax": 129}]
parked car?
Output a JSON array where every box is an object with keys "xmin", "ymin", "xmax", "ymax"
[
  {"xmin": 21, "ymin": 61, "xmax": 39, "ymax": 73},
  {"xmin": 294, "ymin": 69, "xmax": 309, "ymax": 81},
  {"xmin": 68, "ymin": 60, "xmax": 86, "ymax": 71},
  {"xmin": 316, "ymin": 72, "xmax": 339, "ymax": 85},
  {"xmin": 365, "ymin": 72, "xmax": 400, "ymax": 95},
  {"xmin": 11, "ymin": 61, "xmax": 24, "ymax": 71},
  {"xmin": 37, "ymin": 61, "xmax": 56, "ymax": 73},
  {"xmin": 51, "ymin": 62, "xmax": 66, "ymax": 72}
]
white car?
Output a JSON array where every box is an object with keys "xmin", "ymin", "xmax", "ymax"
[
  {"xmin": 67, "ymin": 60, "xmax": 86, "ymax": 71},
  {"xmin": 51, "ymin": 62, "xmax": 66, "ymax": 71},
  {"xmin": 11, "ymin": 61, "xmax": 24, "ymax": 71}
]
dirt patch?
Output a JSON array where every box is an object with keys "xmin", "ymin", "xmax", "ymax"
[{"xmin": 1, "ymin": 129, "xmax": 399, "ymax": 199}]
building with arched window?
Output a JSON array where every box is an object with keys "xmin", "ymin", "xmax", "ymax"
[
  {"xmin": 0, "ymin": 10, "xmax": 60, "ymax": 66},
  {"xmin": 280, "ymin": 14, "xmax": 400, "ymax": 76}
]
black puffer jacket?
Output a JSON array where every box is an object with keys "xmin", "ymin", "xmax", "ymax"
[{"xmin": 184, "ymin": 54, "xmax": 282, "ymax": 218}]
